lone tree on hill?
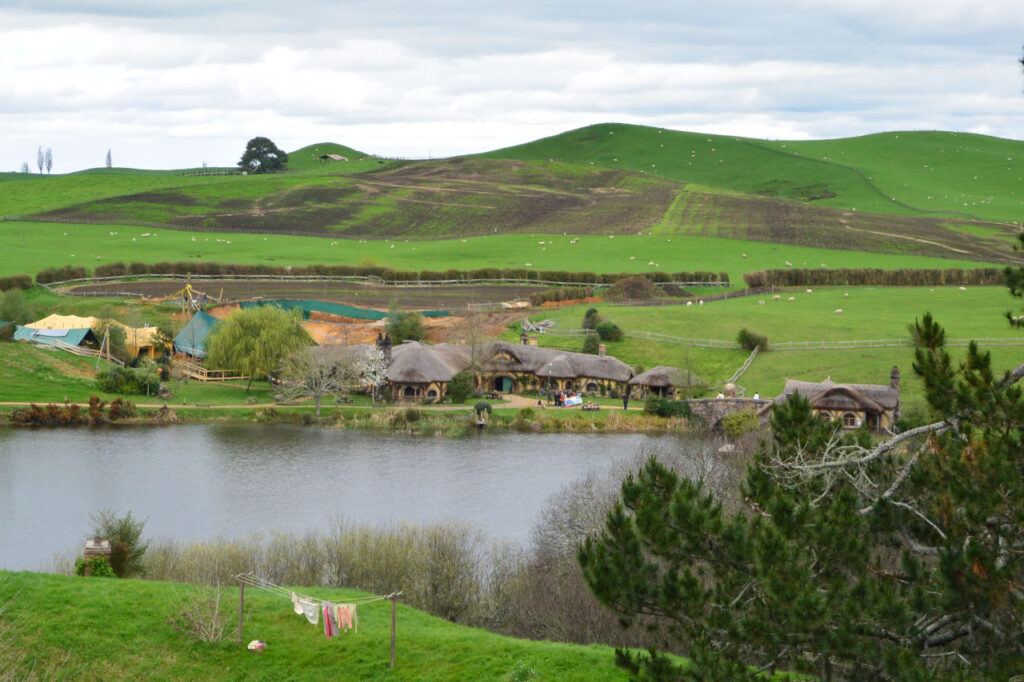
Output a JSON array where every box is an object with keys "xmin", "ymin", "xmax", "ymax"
[
  {"xmin": 205, "ymin": 306, "xmax": 310, "ymax": 391},
  {"xmin": 36, "ymin": 146, "xmax": 43, "ymax": 174},
  {"xmin": 238, "ymin": 136, "xmax": 288, "ymax": 173},
  {"xmin": 105, "ymin": 149, "xmax": 112, "ymax": 168},
  {"xmin": 44, "ymin": 148, "xmax": 52, "ymax": 174},
  {"xmin": 579, "ymin": 235, "xmax": 1024, "ymax": 680}
]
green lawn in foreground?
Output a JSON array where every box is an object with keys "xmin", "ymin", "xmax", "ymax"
[
  {"xmin": 0, "ymin": 220, "xmax": 999, "ymax": 284},
  {"xmin": 0, "ymin": 571, "xmax": 631, "ymax": 681}
]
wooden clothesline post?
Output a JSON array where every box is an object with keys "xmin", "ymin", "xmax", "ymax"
[
  {"xmin": 237, "ymin": 582, "xmax": 245, "ymax": 646},
  {"xmin": 390, "ymin": 595, "xmax": 397, "ymax": 668}
]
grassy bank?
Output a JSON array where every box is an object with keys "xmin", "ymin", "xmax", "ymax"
[{"xmin": 0, "ymin": 571, "xmax": 630, "ymax": 681}]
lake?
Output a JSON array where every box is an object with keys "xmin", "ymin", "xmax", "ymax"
[{"xmin": 0, "ymin": 425, "xmax": 692, "ymax": 571}]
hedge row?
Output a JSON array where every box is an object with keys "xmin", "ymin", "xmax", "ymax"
[
  {"xmin": 35, "ymin": 266, "xmax": 88, "ymax": 285},
  {"xmin": 69, "ymin": 261, "xmax": 729, "ymax": 285},
  {"xmin": 743, "ymin": 267, "xmax": 1007, "ymax": 288},
  {"xmin": 0, "ymin": 274, "xmax": 32, "ymax": 291}
]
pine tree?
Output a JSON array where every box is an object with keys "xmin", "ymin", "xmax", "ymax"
[{"xmin": 579, "ymin": 254, "xmax": 1024, "ymax": 679}]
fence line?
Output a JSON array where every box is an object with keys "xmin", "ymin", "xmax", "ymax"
[
  {"xmin": 41, "ymin": 272, "xmax": 730, "ymax": 295},
  {"xmin": 534, "ymin": 327, "xmax": 1024, "ymax": 351}
]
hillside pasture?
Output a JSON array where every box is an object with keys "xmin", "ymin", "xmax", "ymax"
[
  {"xmin": 0, "ymin": 221, "xmax": 1002, "ymax": 285},
  {"xmin": 484, "ymin": 123, "xmax": 1024, "ymax": 225}
]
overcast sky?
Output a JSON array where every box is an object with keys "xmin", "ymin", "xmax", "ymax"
[{"xmin": 2, "ymin": 0, "xmax": 1023, "ymax": 173}]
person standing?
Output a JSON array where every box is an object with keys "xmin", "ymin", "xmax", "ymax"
[{"xmin": 622, "ymin": 385, "xmax": 631, "ymax": 410}]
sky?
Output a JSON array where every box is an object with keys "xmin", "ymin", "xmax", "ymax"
[{"xmin": 1, "ymin": 0, "xmax": 1023, "ymax": 173}]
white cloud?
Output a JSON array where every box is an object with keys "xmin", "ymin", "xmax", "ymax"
[{"xmin": 0, "ymin": 2, "xmax": 1022, "ymax": 172}]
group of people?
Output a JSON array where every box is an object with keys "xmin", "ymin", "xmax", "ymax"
[{"xmin": 553, "ymin": 390, "xmax": 581, "ymax": 407}]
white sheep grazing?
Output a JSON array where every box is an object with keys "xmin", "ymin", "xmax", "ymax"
[
  {"xmin": 742, "ymin": 253, "xmax": 747, "ymax": 258},
  {"xmin": 806, "ymin": 289, "xmax": 813, "ymax": 294},
  {"xmin": 758, "ymin": 300, "xmax": 766, "ymax": 305},
  {"xmin": 843, "ymin": 292, "xmax": 849, "ymax": 298},
  {"xmin": 686, "ymin": 301, "xmax": 693, "ymax": 307},
  {"xmin": 959, "ymin": 286, "xmax": 967, "ymax": 290},
  {"xmin": 772, "ymin": 295, "xmax": 781, "ymax": 301},
  {"xmin": 834, "ymin": 309, "xmax": 843, "ymax": 315},
  {"xmin": 699, "ymin": 300, "xmax": 704, "ymax": 306},
  {"xmin": 785, "ymin": 260, "xmax": 793, "ymax": 267},
  {"xmin": 788, "ymin": 296, "xmax": 796, "ymax": 302}
]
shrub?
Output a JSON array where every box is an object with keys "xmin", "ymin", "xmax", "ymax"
[
  {"xmin": 0, "ymin": 274, "xmax": 31, "ymax": 291},
  {"xmin": 90, "ymin": 509, "xmax": 148, "ymax": 578},
  {"xmin": 447, "ymin": 370, "xmax": 474, "ymax": 403},
  {"xmin": 595, "ymin": 321, "xmax": 623, "ymax": 342},
  {"xmin": 96, "ymin": 365, "xmax": 160, "ymax": 395},
  {"xmin": 737, "ymin": 328, "xmax": 769, "ymax": 352},
  {"xmin": 74, "ymin": 556, "xmax": 114, "ymax": 578},
  {"xmin": 167, "ymin": 587, "xmax": 238, "ymax": 643},
  {"xmin": 0, "ymin": 289, "xmax": 31, "ymax": 325},
  {"xmin": 721, "ymin": 409, "xmax": 760, "ymax": 439},
  {"xmin": 582, "ymin": 308, "xmax": 601, "ymax": 330},
  {"xmin": 0, "ymin": 322, "xmax": 14, "ymax": 341},
  {"xmin": 644, "ymin": 396, "xmax": 692, "ymax": 418},
  {"xmin": 387, "ymin": 310, "xmax": 426, "ymax": 344},
  {"xmin": 581, "ymin": 333, "xmax": 600, "ymax": 355}
]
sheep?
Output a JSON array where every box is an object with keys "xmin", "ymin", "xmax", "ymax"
[
  {"xmin": 806, "ymin": 289, "xmax": 813, "ymax": 294},
  {"xmin": 843, "ymin": 292, "xmax": 849, "ymax": 298},
  {"xmin": 698, "ymin": 300, "xmax": 704, "ymax": 306},
  {"xmin": 742, "ymin": 253, "xmax": 747, "ymax": 258},
  {"xmin": 788, "ymin": 296, "xmax": 796, "ymax": 302},
  {"xmin": 629, "ymin": 256, "xmax": 635, "ymax": 260},
  {"xmin": 525, "ymin": 263, "xmax": 532, "ymax": 267},
  {"xmin": 959, "ymin": 286, "xmax": 967, "ymax": 290},
  {"xmin": 772, "ymin": 295, "xmax": 781, "ymax": 301},
  {"xmin": 785, "ymin": 260, "xmax": 793, "ymax": 267},
  {"xmin": 834, "ymin": 309, "xmax": 844, "ymax": 315},
  {"xmin": 758, "ymin": 300, "xmax": 766, "ymax": 305},
  {"xmin": 686, "ymin": 301, "xmax": 693, "ymax": 307}
]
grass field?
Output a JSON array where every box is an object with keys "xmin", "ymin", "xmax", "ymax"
[
  {"xmin": 0, "ymin": 220, "xmax": 1001, "ymax": 285},
  {"xmin": 508, "ymin": 286, "xmax": 1024, "ymax": 414},
  {"xmin": 0, "ymin": 571, "xmax": 633, "ymax": 681}
]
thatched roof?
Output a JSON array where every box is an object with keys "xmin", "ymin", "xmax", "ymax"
[
  {"xmin": 387, "ymin": 342, "xmax": 472, "ymax": 384},
  {"xmin": 765, "ymin": 378, "xmax": 898, "ymax": 414},
  {"xmin": 484, "ymin": 342, "xmax": 632, "ymax": 382},
  {"xmin": 629, "ymin": 365, "xmax": 684, "ymax": 387}
]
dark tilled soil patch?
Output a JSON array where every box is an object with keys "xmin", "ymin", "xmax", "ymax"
[{"xmin": 65, "ymin": 279, "xmax": 550, "ymax": 311}]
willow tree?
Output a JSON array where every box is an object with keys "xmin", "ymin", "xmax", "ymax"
[
  {"xmin": 205, "ymin": 306, "xmax": 310, "ymax": 391},
  {"xmin": 580, "ymin": 252, "xmax": 1024, "ymax": 679}
]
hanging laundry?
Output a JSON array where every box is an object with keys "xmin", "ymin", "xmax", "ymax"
[
  {"xmin": 290, "ymin": 591, "xmax": 303, "ymax": 616},
  {"xmin": 326, "ymin": 602, "xmax": 340, "ymax": 638},
  {"xmin": 336, "ymin": 604, "xmax": 358, "ymax": 632},
  {"xmin": 322, "ymin": 603, "xmax": 336, "ymax": 638},
  {"xmin": 299, "ymin": 599, "xmax": 319, "ymax": 625}
]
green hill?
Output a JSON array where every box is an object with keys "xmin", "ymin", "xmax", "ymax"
[
  {"xmin": 2, "ymin": 123, "xmax": 1023, "ymax": 276},
  {"xmin": 483, "ymin": 123, "xmax": 1024, "ymax": 225},
  {"xmin": 0, "ymin": 571, "xmax": 629, "ymax": 681}
]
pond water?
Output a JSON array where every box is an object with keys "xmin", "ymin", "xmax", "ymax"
[{"xmin": 0, "ymin": 425, "xmax": 692, "ymax": 571}]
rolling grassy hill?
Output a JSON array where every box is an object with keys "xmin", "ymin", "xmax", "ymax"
[{"xmin": 2, "ymin": 124, "xmax": 1021, "ymax": 271}]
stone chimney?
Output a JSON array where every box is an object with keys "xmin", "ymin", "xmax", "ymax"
[
  {"xmin": 599, "ymin": 344, "xmax": 606, "ymax": 356},
  {"xmin": 520, "ymin": 329, "xmax": 529, "ymax": 345},
  {"xmin": 376, "ymin": 331, "xmax": 393, "ymax": 364},
  {"xmin": 82, "ymin": 536, "xmax": 111, "ymax": 576}
]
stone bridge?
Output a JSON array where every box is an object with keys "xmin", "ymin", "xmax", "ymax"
[{"xmin": 686, "ymin": 398, "xmax": 770, "ymax": 432}]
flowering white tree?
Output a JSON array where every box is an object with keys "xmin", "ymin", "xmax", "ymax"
[{"xmin": 357, "ymin": 346, "xmax": 388, "ymax": 404}]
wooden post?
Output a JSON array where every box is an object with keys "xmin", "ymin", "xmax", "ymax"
[
  {"xmin": 237, "ymin": 583, "xmax": 245, "ymax": 646},
  {"xmin": 390, "ymin": 596, "xmax": 397, "ymax": 668}
]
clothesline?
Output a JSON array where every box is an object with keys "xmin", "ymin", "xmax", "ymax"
[{"xmin": 233, "ymin": 572, "xmax": 401, "ymax": 606}]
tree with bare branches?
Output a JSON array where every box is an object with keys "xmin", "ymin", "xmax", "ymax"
[{"xmin": 279, "ymin": 345, "xmax": 358, "ymax": 416}]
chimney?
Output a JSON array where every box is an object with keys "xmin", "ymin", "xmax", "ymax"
[
  {"xmin": 520, "ymin": 329, "xmax": 529, "ymax": 345},
  {"xmin": 599, "ymin": 344, "xmax": 606, "ymax": 356},
  {"xmin": 890, "ymin": 365, "xmax": 900, "ymax": 391},
  {"xmin": 528, "ymin": 336, "xmax": 538, "ymax": 346}
]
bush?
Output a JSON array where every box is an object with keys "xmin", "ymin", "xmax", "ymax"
[
  {"xmin": 167, "ymin": 587, "xmax": 238, "ymax": 643},
  {"xmin": 644, "ymin": 396, "xmax": 692, "ymax": 418},
  {"xmin": 595, "ymin": 321, "xmax": 623, "ymax": 342},
  {"xmin": 90, "ymin": 509, "xmax": 148, "ymax": 578},
  {"xmin": 0, "ymin": 274, "xmax": 31, "ymax": 291},
  {"xmin": 581, "ymin": 333, "xmax": 600, "ymax": 355},
  {"xmin": 74, "ymin": 556, "xmax": 114, "ymax": 578},
  {"xmin": 737, "ymin": 328, "xmax": 769, "ymax": 352},
  {"xmin": 96, "ymin": 365, "xmax": 160, "ymax": 395},
  {"xmin": 0, "ymin": 289, "xmax": 31, "ymax": 325},
  {"xmin": 447, "ymin": 370, "xmax": 474, "ymax": 403},
  {"xmin": 387, "ymin": 310, "xmax": 426, "ymax": 344},
  {"xmin": 721, "ymin": 409, "xmax": 760, "ymax": 439},
  {"xmin": 0, "ymin": 322, "xmax": 14, "ymax": 341},
  {"xmin": 582, "ymin": 308, "xmax": 601, "ymax": 330}
]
